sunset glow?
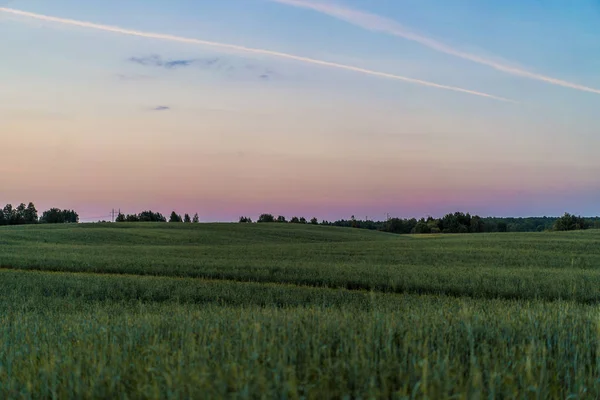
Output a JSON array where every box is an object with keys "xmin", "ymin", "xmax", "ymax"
[{"xmin": 2, "ymin": 0, "xmax": 599, "ymax": 221}]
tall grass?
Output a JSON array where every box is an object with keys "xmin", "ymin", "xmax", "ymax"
[
  {"xmin": 1, "ymin": 224, "xmax": 600, "ymax": 302},
  {"xmin": 0, "ymin": 224, "xmax": 599, "ymax": 398},
  {"xmin": 1, "ymin": 273, "xmax": 599, "ymax": 398}
]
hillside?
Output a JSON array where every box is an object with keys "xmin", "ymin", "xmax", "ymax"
[
  {"xmin": 1, "ymin": 223, "xmax": 600, "ymax": 397},
  {"xmin": 0, "ymin": 221, "xmax": 395, "ymax": 246},
  {"xmin": 1, "ymin": 223, "xmax": 600, "ymax": 301}
]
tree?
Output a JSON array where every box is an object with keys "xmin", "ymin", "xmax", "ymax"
[
  {"xmin": 470, "ymin": 215, "xmax": 484, "ymax": 233},
  {"xmin": 23, "ymin": 202, "xmax": 38, "ymax": 224},
  {"xmin": 427, "ymin": 219, "xmax": 441, "ymax": 233},
  {"xmin": 310, "ymin": 217, "xmax": 318, "ymax": 225},
  {"xmin": 258, "ymin": 214, "xmax": 275, "ymax": 223},
  {"xmin": 138, "ymin": 211, "xmax": 166, "ymax": 222},
  {"xmin": 127, "ymin": 211, "xmax": 162, "ymax": 222},
  {"xmin": 192, "ymin": 213, "xmax": 200, "ymax": 223},
  {"xmin": 40, "ymin": 208, "xmax": 63, "ymax": 224},
  {"xmin": 440, "ymin": 213, "xmax": 469, "ymax": 233},
  {"xmin": 299, "ymin": 217, "xmax": 307, "ymax": 224},
  {"xmin": 3, "ymin": 204, "xmax": 14, "ymax": 225},
  {"xmin": 554, "ymin": 213, "xmax": 588, "ymax": 231},
  {"xmin": 290, "ymin": 216, "xmax": 300, "ymax": 224},
  {"xmin": 115, "ymin": 212, "xmax": 126, "ymax": 222},
  {"xmin": 14, "ymin": 203, "xmax": 27, "ymax": 225},
  {"xmin": 277, "ymin": 215, "xmax": 287, "ymax": 223},
  {"xmin": 239, "ymin": 216, "xmax": 253, "ymax": 223},
  {"xmin": 137, "ymin": 211, "xmax": 150, "ymax": 222},
  {"xmin": 184, "ymin": 213, "xmax": 191, "ymax": 223},
  {"xmin": 169, "ymin": 211, "xmax": 183, "ymax": 223},
  {"xmin": 412, "ymin": 221, "xmax": 431, "ymax": 234},
  {"xmin": 0, "ymin": 203, "xmax": 76, "ymax": 225},
  {"xmin": 125, "ymin": 214, "xmax": 140, "ymax": 222},
  {"xmin": 65, "ymin": 210, "xmax": 79, "ymax": 223},
  {"xmin": 40, "ymin": 208, "xmax": 78, "ymax": 224},
  {"xmin": 383, "ymin": 218, "xmax": 406, "ymax": 234}
]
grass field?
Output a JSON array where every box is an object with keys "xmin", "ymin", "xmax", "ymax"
[{"xmin": 1, "ymin": 223, "xmax": 600, "ymax": 398}]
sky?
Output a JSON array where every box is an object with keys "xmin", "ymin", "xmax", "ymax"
[{"xmin": 1, "ymin": 0, "xmax": 599, "ymax": 222}]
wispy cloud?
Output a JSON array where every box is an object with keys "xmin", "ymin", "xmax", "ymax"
[
  {"xmin": 129, "ymin": 55, "xmax": 275, "ymax": 80},
  {"xmin": 130, "ymin": 55, "xmax": 197, "ymax": 69},
  {"xmin": 257, "ymin": 68, "xmax": 279, "ymax": 81},
  {"xmin": 164, "ymin": 59, "xmax": 194, "ymax": 69},
  {"xmin": 153, "ymin": 106, "xmax": 170, "ymax": 111},
  {"xmin": 130, "ymin": 55, "xmax": 218, "ymax": 70},
  {"xmin": 0, "ymin": 7, "xmax": 513, "ymax": 102},
  {"xmin": 130, "ymin": 55, "xmax": 164, "ymax": 67},
  {"xmin": 270, "ymin": 0, "xmax": 600, "ymax": 95}
]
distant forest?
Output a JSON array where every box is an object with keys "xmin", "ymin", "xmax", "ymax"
[
  {"xmin": 2, "ymin": 203, "xmax": 598, "ymax": 234},
  {"xmin": 0, "ymin": 203, "xmax": 78, "ymax": 226},
  {"xmin": 240, "ymin": 212, "xmax": 600, "ymax": 234}
]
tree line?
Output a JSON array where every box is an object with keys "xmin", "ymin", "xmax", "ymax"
[
  {"xmin": 240, "ymin": 214, "xmax": 319, "ymax": 225},
  {"xmin": 0, "ymin": 203, "xmax": 79, "ymax": 226},
  {"xmin": 115, "ymin": 210, "xmax": 200, "ymax": 223},
  {"xmin": 3, "ymin": 204, "xmax": 597, "ymax": 234},
  {"xmin": 240, "ymin": 212, "xmax": 599, "ymax": 234}
]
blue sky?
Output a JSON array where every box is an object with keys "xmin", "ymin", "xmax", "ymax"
[{"xmin": 1, "ymin": 0, "xmax": 599, "ymax": 221}]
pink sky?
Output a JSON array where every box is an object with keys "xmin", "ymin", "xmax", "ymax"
[{"xmin": 2, "ymin": 2, "xmax": 599, "ymax": 221}]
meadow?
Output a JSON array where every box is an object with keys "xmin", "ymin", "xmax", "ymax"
[{"xmin": 1, "ymin": 223, "xmax": 600, "ymax": 398}]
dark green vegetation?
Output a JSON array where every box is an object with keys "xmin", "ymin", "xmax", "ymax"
[
  {"xmin": 322, "ymin": 212, "xmax": 599, "ymax": 234},
  {"xmin": 1, "ymin": 202, "xmax": 78, "ymax": 225},
  {"xmin": 120, "ymin": 209, "xmax": 599, "ymax": 233},
  {"xmin": 1, "ymin": 223, "xmax": 600, "ymax": 398}
]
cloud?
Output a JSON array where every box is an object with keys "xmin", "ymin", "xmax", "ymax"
[
  {"xmin": 269, "ymin": 0, "xmax": 600, "ymax": 95},
  {"xmin": 129, "ymin": 55, "xmax": 195, "ymax": 69},
  {"xmin": 130, "ymin": 55, "xmax": 278, "ymax": 81},
  {"xmin": 130, "ymin": 54, "xmax": 163, "ymax": 67},
  {"xmin": 196, "ymin": 58, "xmax": 222, "ymax": 68},
  {"xmin": 130, "ymin": 55, "xmax": 220, "ymax": 70},
  {"xmin": 0, "ymin": 7, "xmax": 513, "ymax": 102},
  {"xmin": 257, "ymin": 68, "xmax": 278, "ymax": 80},
  {"xmin": 153, "ymin": 106, "xmax": 170, "ymax": 111},
  {"xmin": 164, "ymin": 59, "xmax": 194, "ymax": 68}
]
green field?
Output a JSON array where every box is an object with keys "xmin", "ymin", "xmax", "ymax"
[{"xmin": 1, "ymin": 223, "xmax": 600, "ymax": 398}]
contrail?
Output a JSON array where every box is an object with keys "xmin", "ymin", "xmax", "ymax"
[
  {"xmin": 0, "ymin": 7, "xmax": 514, "ymax": 102},
  {"xmin": 271, "ymin": 0, "xmax": 600, "ymax": 96}
]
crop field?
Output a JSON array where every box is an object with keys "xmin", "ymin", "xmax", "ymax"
[{"xmin": 1, "ymin": 223, "xmax": 600, "ymax": 398}]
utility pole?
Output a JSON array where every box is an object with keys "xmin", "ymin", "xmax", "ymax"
[{"xmin": 111, "ymin": 209, "xmax": 115, "ymax": 223}]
